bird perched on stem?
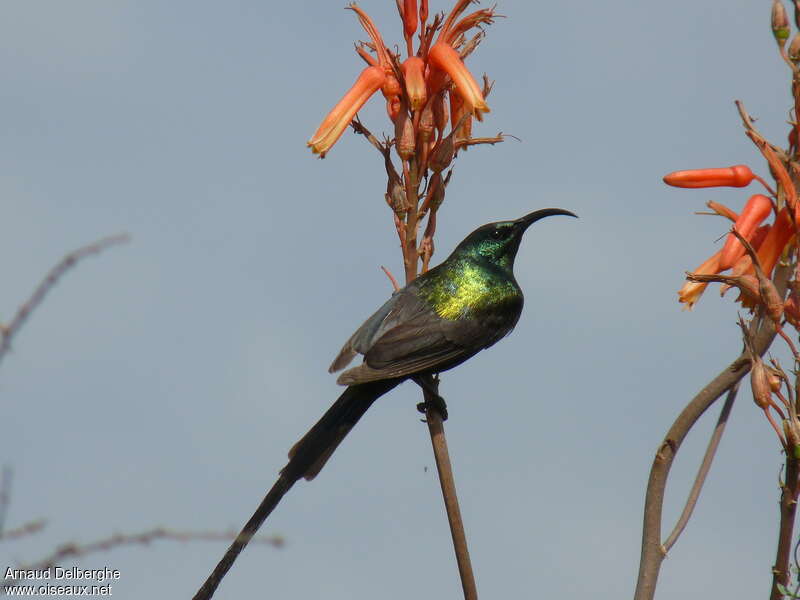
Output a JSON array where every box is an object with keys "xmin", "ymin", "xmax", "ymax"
[{"xmin": 193, "ymin": 207, "xmax": 576, "ymax": 600}]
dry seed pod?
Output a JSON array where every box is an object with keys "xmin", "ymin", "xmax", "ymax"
[{"xmin": 751, "ymin": 359, "xmax": 774, "ymax": 410}]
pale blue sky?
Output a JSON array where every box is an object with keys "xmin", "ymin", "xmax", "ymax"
[{"xmin": 0, "ymin": 1, "xmax": 792, "ymax": 598}]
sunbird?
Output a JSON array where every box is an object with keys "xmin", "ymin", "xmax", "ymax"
[
  {"xmin": 289, "ymin": 207, "xmax": 577, "ymax": 479},
  {"xmin": 195, "ymin": 208, "xmax": 576, "ymax": 598}
]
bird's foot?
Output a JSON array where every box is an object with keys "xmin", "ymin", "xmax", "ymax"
[
  {"xmin": 414, "ymin": 375, "xmax": 448, "ymax": 421},
  {"xmin": 416, "ymin": 396, "xmax": 448, "ymax": 421}
]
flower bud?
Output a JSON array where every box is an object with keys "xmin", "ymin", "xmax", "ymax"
[
  {"xmin": 789, "ymin": 33, "xmax": 800, "ymax": 61},
  {"xmin": 786, "ymin": 293, "xmax": 800, "ymax": 327},
  {"xmin": 394, "ymin": 106, "xmax": 416, "ymax": 160},
  {"xmin": 773, "ymin": 0, "xmax": 791, "ymax": 50},
  {"xmin": 403, "ymin": 0, "xmax": 418, "ymax": 39},
  {"xmin": 418, "ymin": 102, "xmax": 435, "ymax": 145},
  {"xmin": 430, "ymin": 131, "xmax": 455, "ymax": 173},
  {"xmin": 432, "ymin": 91, "xmax": 449, "ymax": 140},
  {"xmin": 428, "ymin": 171, "xmax": 446, "ymax": 212},
  {"xmin": 756, "ymin": 266, "xmax": 785, "ymax": 323},
  {"xmin": 663, "ymin": 165, "xmax": 755, "ymax": 188},
  {"xmin": 386, "ymin": 179, "xmax": 408, "ymax": 215},
  {"xmin": 751, "ymin": 358, "xmax": 774, "ymax": 411}
]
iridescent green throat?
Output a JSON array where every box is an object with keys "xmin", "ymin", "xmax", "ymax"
[{"xmin": 416, "ymin": 257, "xmax": 521, "ymax": 321}]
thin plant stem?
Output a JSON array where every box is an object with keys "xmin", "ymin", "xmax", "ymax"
[
  {"xmin": 771, "ymin": 448, "xmax": 800, "ymax": 600},
  {"xmin": 419, "ymin": 375, "xmax": 478, "ymax": 600},
  {"xmin": 771, "ymin": 366, "xmax": 800, "ymax": 600},
  {"xmin": 662, "ymin": 383, "xmax": 738, "ymax": 552}
]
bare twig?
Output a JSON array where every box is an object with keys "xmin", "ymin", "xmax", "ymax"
[
  {"xmin": 0, "ymin": 466, "xmax": 12, "ymax": 535},
  {"xmin": 0, "ymin": 519, "xmax": 45, "ymax": 541},
  {"xmin": 8, "ymin": 527, "xmax": 283, "ymax": 584},
  {"xmin": 662, "ymin": 383, "xmax": 739, "ymax": 552},
  {"xmin": 350, "ymin": 117, "xmax": 389, "ymax": 157},
  {"xmin": 0, "ymin": 234, "xmax": 130, "ymax": 367},
  {"xmin": 455, "ymin": 134, "xmax": 507, "ymax": 150}
]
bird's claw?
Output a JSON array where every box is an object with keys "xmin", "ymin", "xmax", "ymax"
[{"xmin": 416, "ymin": 394, "xmax": 448, "ymax": 421}]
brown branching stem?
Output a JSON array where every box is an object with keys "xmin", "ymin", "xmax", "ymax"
[
  {"xmin": 633, "ymin": 264, "xmax": 791, "ymax": 600},
  {"xmin": 0, "ymin": 234, "xmax": 130, "ymax": 367}
]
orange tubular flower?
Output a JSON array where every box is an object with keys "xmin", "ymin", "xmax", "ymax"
[
  {"xmin": 403, "ymin": 0, "xmax": 418, "ymax": 39},
  {"xmin": 347, "ymin": 4, "xmax": 399, "ymax": 118},
  {"xmin": 719, "ymin": 194, "xmax": 773, "ymax": 269},
  {"xmin": 678, "ymin": 249, "xmax": 724, "ymax": 309},
  {"xmin": 428, "ymin": 42, "xmax": 490, "ymax": 120},
  {"xmin": 419, "ymin": 0, "xmax": 428, "ymax": 29},
  {"xmin": 663, "ymin": 165, "xmax": 755, "ymax": 188},
  {"xmin": 401, "ymin": 57, "xmax": 427, "ymax": 111},
  {"xmin": 752, "ymin": 206, "xmax": 794, "ymax": 277},
  {"xmin": 308, "ymin": 66, "xmax": 386, "ymax": 157}
]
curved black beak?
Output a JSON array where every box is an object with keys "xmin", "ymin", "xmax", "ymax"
[{"xmin": 515, "ymin": 208, "xmax": 578, "ymax": 230}]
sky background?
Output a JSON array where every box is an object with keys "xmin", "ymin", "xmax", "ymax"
[{"xmin": 0, "ymin": 1, "xmax": 794, "ymax": 598}]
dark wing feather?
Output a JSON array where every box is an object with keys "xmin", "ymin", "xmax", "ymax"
[
  {"xmin": 332, "ymin": 285, "xmax": 523, "ymax": 386},
  {"xmin": 329, "ymin": 292, "xmax": 403, "ymax": 373},
  {"xmin": 336, "ymin": 292, "xmax": 518, "ymax": 385}
]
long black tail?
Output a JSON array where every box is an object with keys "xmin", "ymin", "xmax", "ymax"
[
  {"xmin": 283, "ymin": 379, "xmax": 402, "ymax": 481},
  {"xmin": 193, "ymin": 379, "xmax": 402, "ymax": 600}
]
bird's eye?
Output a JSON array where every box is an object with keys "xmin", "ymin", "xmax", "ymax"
[{"xmin": 491, "ymin": 228, "xmax": 506, "ymax": 239}]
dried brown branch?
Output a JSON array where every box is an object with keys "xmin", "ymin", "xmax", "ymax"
[
  {"xmin": 350, "ymin": 117, "xmax": 389, "ymax": 157},
  {"xmin": 8, "ymin": 528, "xmax": 283, "ymax": 584},
  {"xmin": 0, "ymin": 519, "xmax": 46, "ymax": 541},
  {"xmin": 0, "ymin": 234, "xmax": 130, "ymax": 367},
  {"xmin": 455, "ymin": 133, "xmax": 507, "ymax": 150}
]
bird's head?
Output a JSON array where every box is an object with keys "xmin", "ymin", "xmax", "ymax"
[{"xmin": 453, "ymin": 208, "xmax": 578, "ymax": 269}]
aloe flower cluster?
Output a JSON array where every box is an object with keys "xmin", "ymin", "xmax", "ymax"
[
  {"xmin": 308, "ymin": 0, "xmax": 502, "ymax": 283},
  {"xmin": 661, "ymin": 0, "xmax": 800, "ymax": 449}
]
